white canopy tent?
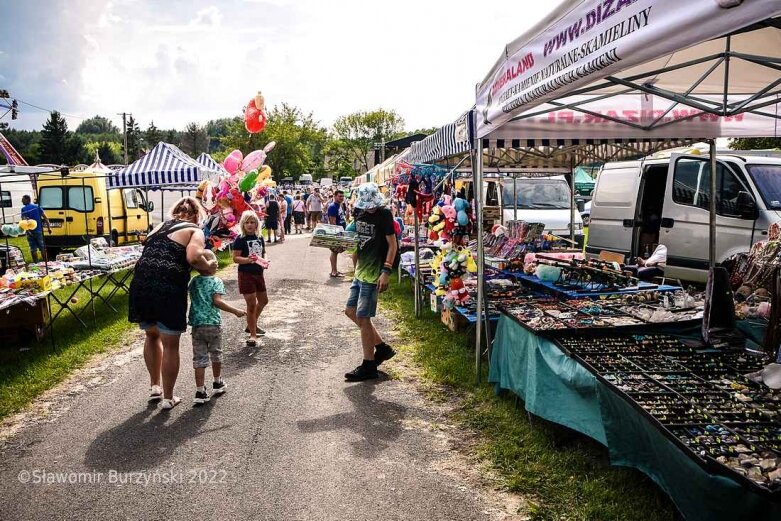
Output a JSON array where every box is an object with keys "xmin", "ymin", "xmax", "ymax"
[{"xmin": 471, "ymin": 1, "xmax": 781, "ymax": 383}]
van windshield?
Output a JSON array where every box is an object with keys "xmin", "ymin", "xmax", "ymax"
[
  {"xmin": 501, "ymin": 179, "xmax": 571, "ymax": 209},
  {"xmin": 747, "ymin": 165, "xmax": 781, "ymax": 209}
]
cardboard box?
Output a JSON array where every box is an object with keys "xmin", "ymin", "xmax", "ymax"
[{"xmin": 441, "ymin": 308, "xmax": 467, "ymax": 332}]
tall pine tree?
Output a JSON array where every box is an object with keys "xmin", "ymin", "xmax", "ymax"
[
  {"xmin": 144, "ymin": 120, "xmax": 163, "ymax": 149},
  {"xmin": 124, "ymin": 115, "xmax": 143, "ymax": 161},
  {"xmin": 39, "ymin": 111, "xmax": 69, "ymax": 164}
]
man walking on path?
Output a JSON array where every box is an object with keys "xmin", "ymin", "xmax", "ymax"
[
  {"xmin": 306, "ymin": 187, "xmax": 325, "ymax": 230},
  {"xmin": 327, "ymin": 189, "xmax": 347, "ymax": 277},
  {"xmin": 343, "ymin": 183, "xmax": 397, "ymax": 382}
]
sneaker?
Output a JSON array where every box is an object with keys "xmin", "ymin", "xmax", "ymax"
[
  {"xmin": 160, "ymin": 396, "xmax": 181, "ymax": 410},
  {"xmin": 212, "ymin": 380, "xmax": 227, "ymax": 395},
  {"xmin": 193, "ymin": 390, "xmax": 210, "ymax": 405},
  {"xmin": 148, "ymin": 385, "xmax": 163, "ymax": 402},
  {"xmin": 344, "ymin": 364, "xmax": 379, "ymax": 382},
  {"xmin": 244, "ymin": 327, "xmax": 266, "ymax": 335},
  {"xmin": 374, "ymin": 343, "xmax": 396, "ymax": 367}
]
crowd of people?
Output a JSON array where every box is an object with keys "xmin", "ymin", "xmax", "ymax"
[{"xmin": 127, "ymin": 182, "xmax": 397, "ymax": 410}]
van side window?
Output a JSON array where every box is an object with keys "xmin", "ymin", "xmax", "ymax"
[
  {"xmin": 67, "ymin": 186, "xmax": 95, "ymax": 212},
  {"xmin": 0, "ymin": 191, "xmax": 11, "ymax": 208},
  {"xmin": 39, "ymin": 187, "xmax": 64, "ymax": 209},
  {"xmin": 672, "ymin": 159, "xmax": 750, "ymax": 218}
]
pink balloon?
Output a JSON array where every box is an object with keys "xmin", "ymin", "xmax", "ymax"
[
  {"xmin": 241, "ymin": 150, "xmax": 267, "ymax": 173},
  {"xmin": 223, "ymin": 150, "xmax": 243, "ymax": 175}
]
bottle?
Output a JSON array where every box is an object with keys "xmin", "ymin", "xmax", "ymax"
[{"xmin": 643, "ymin": 244, "xmax": 651, "ymax": 259}]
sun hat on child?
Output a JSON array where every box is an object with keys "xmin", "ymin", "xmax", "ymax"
[{"xmin": 354, "ymin": 182, "xmax": 385, "ymax": 210}]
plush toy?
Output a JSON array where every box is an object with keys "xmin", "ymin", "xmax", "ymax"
[{"xmin": 454, "ymin": 197, "xmax": 469, "ymax": 226}]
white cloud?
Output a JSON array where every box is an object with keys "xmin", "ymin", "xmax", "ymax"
[{"xmin": 4, "ymin": 0, "xmax": 551, "ymax": 132}]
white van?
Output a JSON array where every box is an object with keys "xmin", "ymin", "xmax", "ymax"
[
  {"xmin": 299, "ymin": 174, "xmax": 313, "ymax": 185},
  {"xmin": 588, "ymin": 153, "xmax": 781, "ymax": 282},
  {"xmin": 0, "ymin": 172, "xmax": 35, "ymax": 223},
  {"xmin": 458, "ymin": 174, "xmax": 584, "ymax": 243}
]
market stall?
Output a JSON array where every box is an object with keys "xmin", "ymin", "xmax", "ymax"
[{"xmin": 471, "ymin": 1, "xmax": 781, "ymax": 517}]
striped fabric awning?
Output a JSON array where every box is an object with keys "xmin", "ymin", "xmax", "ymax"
[
  {"xmin": 480, "ymin": 137, "xmax": 695, "ymax": 168},
  {"xmin": 196, "ymin": 153, "xmax": 228, "ymax": 175},
  {"xmin": 108, "ymin": 142, "xmax": 216, "ymax": 189},
  {"xmin": 406, "ymin": 111, "xmax": 473, "ymax": 164}
]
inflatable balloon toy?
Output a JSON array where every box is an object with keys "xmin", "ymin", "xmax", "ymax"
[
  {"xmin": 223, "ymin": 149, "xmax": 243, "ymax": 175},
  {"xmin": 238, "ymin": 170, "xmax": 260, "ymax": 193},
  {"xmin": 454, "ymin": 197, "xmax": 469, "ymax": 226},
  {"xmin": 19, "ymin": 219, "xmax": 38, "ymax": 231},
  {"xmin": 244, "ymin": 91, "xmax": 268, "ymax": 134},
  {"xmin": 240, "ymin": 141, "xmax": 276, "ymax": 172}
]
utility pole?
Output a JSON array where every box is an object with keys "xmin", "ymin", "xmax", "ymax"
[{"xmin": 117, "ymin": 112, "xmax": 131, "ymax": 165}]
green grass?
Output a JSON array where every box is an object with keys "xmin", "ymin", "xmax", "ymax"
[
  {"xmin": 0, "ymin": 284, "xmax": 135, "ymax": 421},
  {"xmin": 382, "ymin": 278, "xmax": 676, "ymax": 521}
]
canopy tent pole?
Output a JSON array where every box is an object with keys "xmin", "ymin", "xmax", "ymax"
[
  {"xmin": 570, "ymin": 160, "xmax": 575, "ymax": 244},
  {"xmin": 709, "ymin": 139, "xmax": 717, "ymax": 267},
  {"xmin": 513, "ymin": 175, "xmax": 518, "ymax": 222},
  {"xmin": 474, "ymin": 139, "xmax": 485, "ymax": 385},
  {"xmin": 414, "ymin": 209, "xmax": 421, "ymax": 318}
]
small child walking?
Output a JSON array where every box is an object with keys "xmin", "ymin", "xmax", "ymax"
[
  {"xmin": 232, "ymin": 210, "xmax": 269, "ymax": 347},
  {"xmin": 189, "ymin": 250, "xmax": 246, "ymax": 404}
]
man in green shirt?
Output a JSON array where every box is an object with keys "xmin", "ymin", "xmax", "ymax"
[{"xmin": 344, "ymin": 183, "xmax": 398, "ymax": 382}]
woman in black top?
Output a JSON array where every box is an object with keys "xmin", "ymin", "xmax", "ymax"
[
  {"xmin": 129, "ymin": 197, "xmax": 214, "ymax": 409},
  {"xmin": 265, "ymin": 195, "xmax": 280, "ymax": 243}
]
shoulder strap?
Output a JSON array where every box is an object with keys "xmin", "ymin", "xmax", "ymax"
[{"xmin": 167, "ymin": 221, "xmax": 200, "ymax": 233}]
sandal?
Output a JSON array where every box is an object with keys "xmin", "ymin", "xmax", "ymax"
[
  {"xmin": 160, "ymin": 396, "xmax": 181, "ymax": 410},
  {"xmin": 148, "ymin": 385, "xmax": 163, "ymax": 402},
  {"xmin": 330, "ymin": 272, "xmax": 344, "ymax": 278},
  {"xmin": 246, "ymin": 339, "xmax": 257, "ymax": 347}
]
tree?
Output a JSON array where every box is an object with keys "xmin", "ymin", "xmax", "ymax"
[
  {"xmin": 123, "ymin": 115, "xmax": 143, "ymax": 161},
  {"xmin": 730, "ymin": 137, "xmax": 781, "ymax": 150},
  {"xmin": 144, "ymin": 121, "xmax": 163, "ymax": 149},
  {"xmin": 76, "ymin": 115, "xmax": 120, "ymax": 135},
  {"xmin": 84, "ymin": 141, "xmax": 122, "ymax": 164},
  {"xmin": 0, "ymin": 122, "xmax": 8, "ymax": 131},
  {"xmin": 205, "ymin": 117, "xmax": 239, "ymax": 154},
  {"xmin": 1, "ymin": 129, "xmax": 42, "ymax": 165},
  {"xmin": 220, "ymin": 103, "xmax": 328, "ymax": 181},
  {"xmin": 164, "ymin": 129, "xmax": 180, "ymax": 147},
  {"xmin": 180, "ymin": 122, "xmax": 208, "ymax": 157},
  {"xmin": 332, "ymin": 109, "xmax": 405, "ymax": 173},
  {"xmin": 39, "ymin": 111, "xmax": 69, "ymax": 164},
  {"xmin": 322, "ymin": 138, "xmax": 359, "ymax": 178}
]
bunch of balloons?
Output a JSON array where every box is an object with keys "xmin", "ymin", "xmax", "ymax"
[{"xmin": 1, "ymin": 219, "xmax": 36, "ymax": 237}]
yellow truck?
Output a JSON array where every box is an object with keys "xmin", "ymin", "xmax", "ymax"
[{"xmin": 36, "ymin": 166, "xmax": 154, "ymax": 256}]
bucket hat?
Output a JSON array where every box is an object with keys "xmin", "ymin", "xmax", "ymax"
[{"xmin": 354, "ymin": 182, "xmax": 385, "ymax": 210}]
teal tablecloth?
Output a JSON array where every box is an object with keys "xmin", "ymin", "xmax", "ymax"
[{"xmin": 489, "ymin": 315, "xmax": 781, "ymax": 521}]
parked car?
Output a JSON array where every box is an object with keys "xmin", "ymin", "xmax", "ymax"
[{"xmin": 588, "ymin": 153, "xmax": 781, "ymax": 282}]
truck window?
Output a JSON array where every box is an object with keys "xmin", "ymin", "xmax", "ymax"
[
  {"xmin": 746, "ymin": 165, "xmax": 781, "ymax": 210},
  {"xmin": 502, "ymin": 180, "xmax": 570, "ymax": 209},
  {"xmin": 672, "ymin": 159, "xmax": 749, "ymax": 218},
  {"xmin": 0, "ymin": 191, "xmax": 10, "ymax": 208},
  {"xmin": 124, "ymin": 189, "xmax": 139, "ymax": 209},
  {"xmin": 39, "ymin": 187, "xmax": 64, "ymax": 209},
  {"xmin": 67, "ymin": 186, "xmax": 95, "ymax": 212}
]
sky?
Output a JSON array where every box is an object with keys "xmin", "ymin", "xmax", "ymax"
[{"xmin": 0, "ymin": 0, "xmax": 551, "ymax": 133}]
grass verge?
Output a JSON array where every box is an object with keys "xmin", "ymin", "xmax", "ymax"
[
  {"xmin": 0, "ymin": 247, "xmax": 234, "ymax": 423},
  {"xmin": 381, "ymin": 278, "xmax": 676, "ymax": 521}
]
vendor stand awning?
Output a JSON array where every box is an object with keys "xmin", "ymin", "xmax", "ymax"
[
  {"xmin": 196, "ymin": 152, "xmax": 228, "ymax": 175},
  {"xmin": 407, "ymin": 111, "xmax": 473, "ymax": 165},
  {"xmin": 107, "ymin": 142, "xmax": 217, "ymax": 190}
]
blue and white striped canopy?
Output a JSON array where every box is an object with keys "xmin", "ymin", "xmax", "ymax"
[
  {"xmin": 407, "ymin": 111, "xmax": 473, "ymax": 164},
  {"xmin": 108, "ymin": 142, "xmax": 217, "ymax": 189},
  {"xmin": 196, "ymin": 153, "xmax": 228, "ymax": 175}
]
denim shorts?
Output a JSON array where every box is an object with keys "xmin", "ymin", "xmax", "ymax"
[
  {"xmin": 191, "ymin": 326, "xmax": 222, "ymax": 368},
  {"xmin": 26, "ymin": 230, "xmax": 45, "ymax": 253},
  {"xmin": 346, "ymin": 278, "xmax": 379, "ymax": 318},
  {"xmin": 139, "ymin": 321, "xmax": 185, "ymax": 336}
]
